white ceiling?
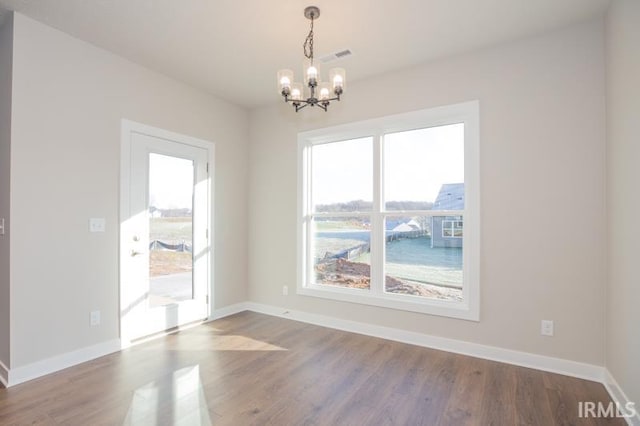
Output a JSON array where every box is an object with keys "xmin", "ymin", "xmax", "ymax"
[{"xmin": 0, "ymin": 0, "xmax": 611, "ymax": 109}]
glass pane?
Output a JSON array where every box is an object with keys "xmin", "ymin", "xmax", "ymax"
[
  {"xmin": 312, "ymin": 217, "xmax": 371, "ymax": 289},
  {"xmin": 384, "ymin": 124, "xmax": 464, "ymax": 211},
  {"xmin": 148, "ymin": 153, "xmax": 194, "ymax": 307},
  {"xmin": 384, "ymin": 215, "xmax": 462, "ymax": 301},
  {"xmin": 312, "ymin": 137, "xmax": 373, "ymax": 212}
]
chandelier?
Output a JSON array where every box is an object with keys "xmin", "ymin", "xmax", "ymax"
[{"xmin": 277, "ymin": 6, "xmax": 346, "ymax": 112}]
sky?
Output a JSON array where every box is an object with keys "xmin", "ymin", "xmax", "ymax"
[
  {"xmin": 311, "ymin": 123, "xmax": 464, "ymax": 207},
  {"xmin": 149, "ymin": 153, "xmax": 194, "ymax": 210},
  {"xmin": 146, "ymin": 123, "xmax": 464, "ymax": 210}
]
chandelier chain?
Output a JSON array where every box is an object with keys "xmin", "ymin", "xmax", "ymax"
[{"xmin": 303, "ymin": 14, "xmax": 314, "ymax": 62}]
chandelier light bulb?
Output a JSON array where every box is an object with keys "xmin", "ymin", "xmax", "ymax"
[
  {"xmin": 307, "ymin": 66, "xmax": 318, "ymax": 81},
  {"xmin": 291, "ymin": 83, "xmax": 303, "ymax": 101},
  {"xmin": 329, "ymin": 68, "xmax": 346, "ymax": 94},
  {"xmin": 277, "ymin": 69, "xmax": 294, "ymax": 95},
  {"xmin": 319, "ymin": 85, "xmax": 330, "ymax": 100}
]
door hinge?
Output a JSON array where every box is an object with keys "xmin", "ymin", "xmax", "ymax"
[
  {"xmin": 206, "ymin": 295, "xmax": 209, "ymax": 304},
  {"xmin": 206, "ymin": 162, "xmax": 209, "ymax": 173}
]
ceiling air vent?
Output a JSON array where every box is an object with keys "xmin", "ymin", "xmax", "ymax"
[{"xmin": 319, "ymin": 49, "xmax": 353, "ymax": 64}]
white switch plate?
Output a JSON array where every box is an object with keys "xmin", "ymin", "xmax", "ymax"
[
  {"xmin": 282, "ymin": 285, "xmax": 288, "ymax": 296},
  {"xmin": 541, "ymin": 320, "xmax": 554, "ymax": 336},
  {"xmin": 89, "ymin": 218, "xmax": 106, "ymax": 233},
  {"xmin": 90, "ymin": 310, "xmax": 101, "ymax": 326}
]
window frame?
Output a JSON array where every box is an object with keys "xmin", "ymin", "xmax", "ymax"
[{"xmin": 297, "ymin": 101, "xmax": 480, "ymax": 321}]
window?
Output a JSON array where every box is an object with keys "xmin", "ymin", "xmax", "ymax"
[
  {"xmin": 298, "ymin": 102, "xmax": 479, "ymax": 320},
  {"xmin": 442, "ymin": 219, "xmax": 463, "ymax": 238}
]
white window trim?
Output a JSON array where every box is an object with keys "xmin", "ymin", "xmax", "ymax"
[{"xmin": 297, "ymin": 101, "xmax": 480, "ymax": 321}]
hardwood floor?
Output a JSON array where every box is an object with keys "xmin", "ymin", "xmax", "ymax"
[{"xmin": 0, "ymin": 311, "xmax": 625, "ymax": 425}]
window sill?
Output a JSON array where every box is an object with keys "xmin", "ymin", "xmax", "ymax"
[{"xmin": 297, "ymin": 285, "xmax": 479, "ymax": 321}]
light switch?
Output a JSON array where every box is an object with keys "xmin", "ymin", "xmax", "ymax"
[
  {"xmin": 89, "ymin": 218, "xmax": 106, "ymax": 233},
  {"xmin": 0, "ymin": 218, "xmax": 4, "ymax": 235}
]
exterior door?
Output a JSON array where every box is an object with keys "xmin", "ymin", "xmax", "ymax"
[{"xmin": 120, "ymin": 121, "xmax": 212, "ymax": 343}]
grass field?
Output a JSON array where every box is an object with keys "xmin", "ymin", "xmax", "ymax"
[
  {"xmin": 314, "ymin": 219, "xmax": 369, "ymax": 231},
  {"xmin": 149, "ymin": 217, "xmax": 193, "ymax": 276},
  {"xmin": 149, "ymin": 251, "xmax": 192, "ymax": 277},
  {"xmin": 150, "ymin": 217, "xmax": 192, "ymax": 242}
]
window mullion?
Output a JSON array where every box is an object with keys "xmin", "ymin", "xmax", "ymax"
[
  {"xmin": 304, "ymin": 145, "xmax": 312, "ymax": 286},
  {"xmin": 370, "ymin": 132, "xmax": 384, "ymax": 296}
]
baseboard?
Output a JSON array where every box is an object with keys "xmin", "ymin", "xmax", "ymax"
[
  {"xmin": 604, "ymin": 370, "xmax": 640, "ymax": 426},
  {"xmin": 245, "ymin": 302, "xmax": 605, "ymax": 382},
  {"xmin": 6, "ymin": 339, "xmax": 121, "ymax": 387},
  {"xmin": 3, "ymin": 303, "xmax": 250, "ymax": 388},
  {"xmin": 207, "ymin": 302, "xmax": 250, "ymax": 321},
  {"xmin": 0, "ymin": 359, "xmax": 8, "ymax": 387}
]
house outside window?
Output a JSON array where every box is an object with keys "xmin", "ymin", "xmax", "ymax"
[
  {"xmin": 297, "ymin": 102, "xmax": 480, "ymax": 320},
  {"xmin": 430, "ymin": 183, "xmax": 464, "ymax": 248}
]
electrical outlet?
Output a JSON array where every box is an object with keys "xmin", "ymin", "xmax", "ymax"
[
  {"xmin": 541, "ymin": 320, "xmax": 554, "ymax": 336},
  {"xmin": 90, "ymin": 310, "xmax": 101, "ymax": 326},
  {"xmin": 282, "ymin": 286, "xmax": 289, "ymax": 296}
]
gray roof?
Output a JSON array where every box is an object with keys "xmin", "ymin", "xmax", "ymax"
[{"xmin": 433, "ymin": 183, "xmax": 464, "ymax": 210}]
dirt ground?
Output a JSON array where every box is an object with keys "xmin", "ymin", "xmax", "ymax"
[{"xmin": 315, "ymin": 258, "xmax": 449, "ymax": 298}]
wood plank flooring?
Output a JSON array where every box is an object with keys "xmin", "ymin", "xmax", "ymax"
[{"xmin": 0, "ymin": 311, "xmax": 625, "ymax": 425}]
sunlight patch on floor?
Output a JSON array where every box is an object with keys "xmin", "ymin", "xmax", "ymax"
[
  {"xmin": 124, "ymin": 365, "xmax": 213, "ymax": 425},
  {"xmin": 209, "ymin": 335, "xmax": 287, "ymax": 351}
]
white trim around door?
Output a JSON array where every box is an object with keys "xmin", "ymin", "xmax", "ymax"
[{"xmin": 120, "ymin": 120, "xmax": 215, "ymax": 345}]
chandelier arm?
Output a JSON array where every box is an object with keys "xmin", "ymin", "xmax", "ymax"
[
  {"xmin": 283, "ymin": 96, "xmax": 340, "ymax": 106},
  {"xmin": 295, "ymin": 102, "xmax": 309, "ymax": 112}
]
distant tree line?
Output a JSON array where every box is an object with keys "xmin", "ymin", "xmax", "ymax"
[
  {"xmin": 386, "ymin": 201, "xmax": 434, "ymax": 211},
  {"xmin": 150, "ymin": 206, "xmax": 193, "ymax": 218}
]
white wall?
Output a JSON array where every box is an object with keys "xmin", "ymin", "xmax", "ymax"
[
  {"xmin": 0, "ymin": 12, "xmax": 12, "ymax": 369},
  {"xmin": 249, "ymin": 20, "xmax": 606, "ymax": 364},
  {"xmin": 605, "ymin": 0, "xmax": 640, "ymax": 406},
  {"xmin": 9, "ymin": 14, "xmax": 249, "ymax": 368}
]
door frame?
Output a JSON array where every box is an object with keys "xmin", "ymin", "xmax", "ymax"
[{"xmin": 119, "ymin": 119, "xmax": 215, "ymax": 346}]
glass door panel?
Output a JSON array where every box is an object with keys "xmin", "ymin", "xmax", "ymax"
[{"xmin": 148, "ymin": 153, "xmax": 195, "ymax": 307}]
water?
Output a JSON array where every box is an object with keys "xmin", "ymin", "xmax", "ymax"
[
  {"xmin": 316, "ymin": 230, "xmax": 370, "ymax": 242},
  {"xmin": 386, "ymin": 236, "xmax": 462, "ymax": 269},
  {"xmin": 316, "ymin": 231, "xmax": 463, "ymax": 288}
]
